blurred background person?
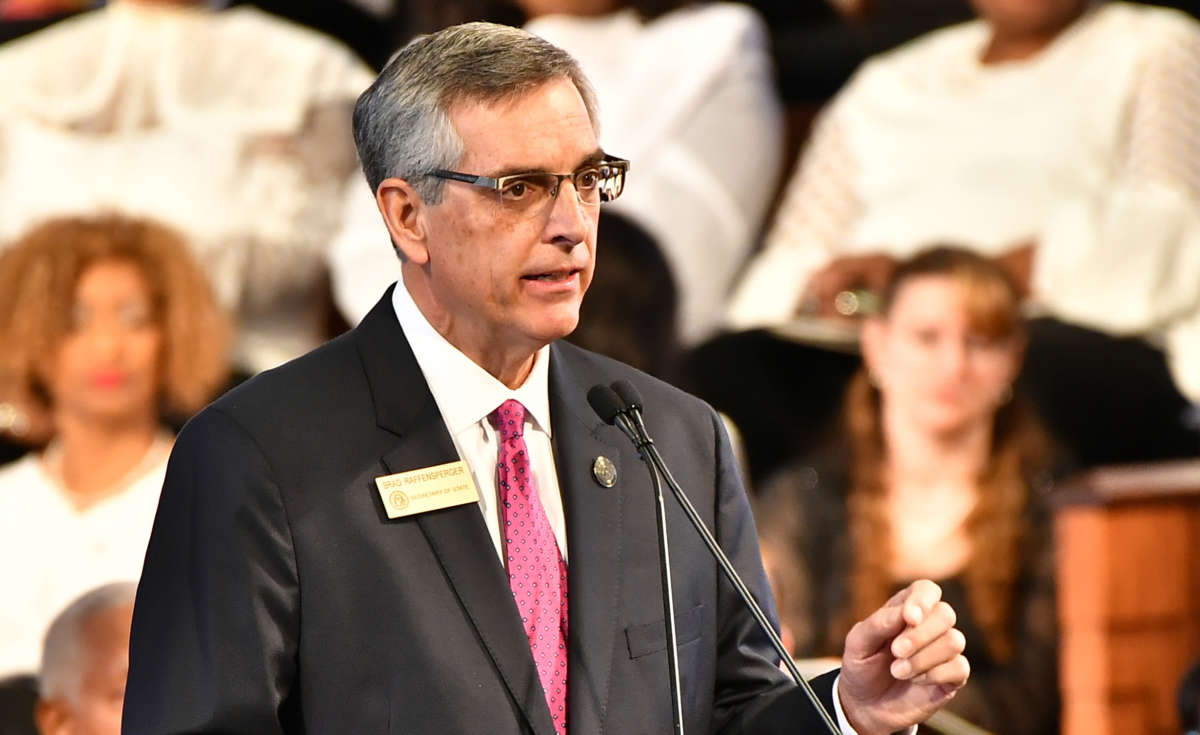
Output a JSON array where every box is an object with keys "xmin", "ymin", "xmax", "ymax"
[
  {"xmin": 0, "ymin": 0, "xmax": 379, "ymax": 375},
  {"xmin": 33, "ymin": 582, "xmax": 135, "ymax": 735},
  {"xmin": 566, "ymin": 212, "xmax": 681, "ymax": 377},
  {"xmin": 755, "ymin": 248, "xmax": 1059, "ymax": 734},
  {"xmin": 331, "ymin": 0, "xmax": 785, "ymax": 356},
  {"xmin": 703, "ymin": 0, "xmax": 1200, "ymax": 482},
  {"xmin": 32, "ymin": 586, "xmax": 134, "ymax": 735},
  {"xmin": 0, "ymin": 215, "xmax": 229, "ymax": 678},
  {"xmin": 233, "ymin": 0, "xmax": 526, "ymax": 71}
]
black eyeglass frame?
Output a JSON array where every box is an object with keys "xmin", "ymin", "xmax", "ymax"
[{"xmin": 426, "ymin": 155, "xmax": 630, "ymax": 204}]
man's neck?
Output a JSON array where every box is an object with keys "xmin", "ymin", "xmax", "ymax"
[{"xmin": 402, "ymin": 270, "xmax": 540, "ymax": 390}]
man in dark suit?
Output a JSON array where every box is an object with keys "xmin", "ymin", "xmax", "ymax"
[{"xmin": 123, "ymin": 22, "xmax": 969, "ymax": 734}]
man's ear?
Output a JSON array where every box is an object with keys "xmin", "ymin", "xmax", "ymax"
[
  {"xmin": 377, "ymin": 177, "xmax": 431, "ymax": 265},
  {"xmin": 34, "ymin": 698, "xmax": 70, "ymax": 735}
]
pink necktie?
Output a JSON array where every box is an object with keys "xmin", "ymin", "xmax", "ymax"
[{"xmin": 492, "ymin": 399, "xmax": 568, "ymax": 734}]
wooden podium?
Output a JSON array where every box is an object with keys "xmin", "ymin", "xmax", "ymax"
[{"xmin": 1055, "ymin": 459, "xmax": 1200, "ymax": 735}]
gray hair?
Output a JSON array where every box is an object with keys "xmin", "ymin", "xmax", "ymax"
[
  {"xmin": 352, "ymin": 22, "xmax": 600, "ymax": 205},
  {"xmin": 39, "ymin": 582, "xmax": 137, "ymax": 705}
]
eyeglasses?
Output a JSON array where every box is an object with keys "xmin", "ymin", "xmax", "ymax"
[{"xmin": 427, "ymin": 156, "xmax": 629, "ymax": 215}]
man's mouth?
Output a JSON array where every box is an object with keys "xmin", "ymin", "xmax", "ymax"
[{"xmin": 522, "ymin": 269, "xmax": 579, "ymax": 282}]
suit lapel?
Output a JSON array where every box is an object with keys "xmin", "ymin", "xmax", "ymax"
[
  {"xmin": 354, "ymin": 287, "xmax": 557, "ymax": 735},
  {"xmin": 549, "ymin": 344, "xmax": 625, "ymax": 734}
]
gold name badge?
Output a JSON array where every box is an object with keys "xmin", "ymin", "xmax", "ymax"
[{"xmin": 375, "ymin": 460, "xmax": 480, "ymax": 519}]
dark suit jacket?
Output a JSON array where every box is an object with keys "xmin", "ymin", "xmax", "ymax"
[{"xmin": 123, "ymin": 287, "xmax": 839, "ymax": 734}]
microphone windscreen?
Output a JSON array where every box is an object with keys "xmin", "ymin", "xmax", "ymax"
[
  {"xmin": 611, "ymin": 380, "xmax": 643, "ymax": 411},
  {"xmin": 587, "ymin": 384, "xmax": 626, "ymax": 425}
]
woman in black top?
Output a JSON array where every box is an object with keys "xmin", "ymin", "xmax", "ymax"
[{"xmin": 757, "ymin": 246, "xmax": 1059, "ymax": 734}]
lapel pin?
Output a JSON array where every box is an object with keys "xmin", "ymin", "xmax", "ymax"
[{"xmin": 591, "ymin": 455, "xmax": 617, "ymax": 488}]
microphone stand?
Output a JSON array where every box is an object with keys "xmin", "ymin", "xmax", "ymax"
[
  {"xmin": 609, "ymin": 410, "xmax": 686, "ymax": 735},
  {"xmin": 609, "ymin": 382, "xmax": 841, "ymax": 735}
]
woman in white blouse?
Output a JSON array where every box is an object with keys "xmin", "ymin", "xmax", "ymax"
[
  {"xmin": 0, "ymin": 0, "xmax": 379, "ymax": 374},
  {"xmin": 720, "ymin": 0, "xmax": 1200, "ymax": 469},
  {"xmin": 0, "ymin": 215, "xmax": 229, "ymax": 678}
]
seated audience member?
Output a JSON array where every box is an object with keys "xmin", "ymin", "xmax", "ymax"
[
  {"xmin": 34, "ymin": 582, "xmax": 135, "ymax": 735},
  {"xmin": 756, "ymin": 248, "xmax": 1059, "ymax": 734},
  {"xmin": 0, "ymin": 216, "xmax": 229, "ymax": 677},
  {"xmin": 0, "ymin": 0, "xmax": 379, "ymax": 374},
  {"xmin": 722, "ymin": 0, "xmax": 1200, "ymax": 469}
]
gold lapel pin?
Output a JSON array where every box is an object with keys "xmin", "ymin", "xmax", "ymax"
[{"xmin": 592, "ymin": 456, "xmax": 617, "ymax": 488}]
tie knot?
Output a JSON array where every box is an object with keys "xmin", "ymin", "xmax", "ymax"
[{"xmin": 491, "ymin": 399, "xmax": 527, "ymax": 441}]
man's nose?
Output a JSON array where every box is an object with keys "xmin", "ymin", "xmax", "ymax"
[{"xmin": 543, "ymin": 180, "xmax": 591, "ymax": 247}]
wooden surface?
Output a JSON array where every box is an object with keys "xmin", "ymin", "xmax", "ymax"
[{"xmin": 1055, "ymin": 459, "xmax": 1200, "ymax": 735}]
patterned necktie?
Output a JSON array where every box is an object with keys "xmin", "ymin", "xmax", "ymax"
[{"xmin": 492, "ymin": 399, "xmax": 569, "ymax": 734}]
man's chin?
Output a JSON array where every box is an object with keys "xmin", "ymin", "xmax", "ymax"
[{"xmin": 527, "ymin": 312, "xmax": 581, "ymax": 346}]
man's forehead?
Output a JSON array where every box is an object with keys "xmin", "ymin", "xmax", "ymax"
[{"xmin": 447, "ymin": 78, "xmax": 600, "ymax": 172}]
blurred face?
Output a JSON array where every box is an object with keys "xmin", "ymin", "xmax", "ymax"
[
  {"xmin": 410, "ymin": 77, "xmax": 600, "ymax": 360},
  {"xmin": 42, "ymin": 260, "xmax": 163, "ymax": 426},
  {"xmin": 862, "ymin": 275, "xmax": 1022, "ymax": 437},
  {"xmin": 36, "ymin": 602, "xmax": 133, "ymax": 735},
  {"xmin": 969, "ymin": 0, "xmax": 1089, "ymax": 39}
]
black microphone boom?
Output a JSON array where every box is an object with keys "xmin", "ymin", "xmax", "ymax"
[
  {"xmin": 589, "ymin": 383, "xmax": 686, "ymax": 735},
  {"xmin": 592, "ymin": 381, "xmax": 841, "ymax": 735}
]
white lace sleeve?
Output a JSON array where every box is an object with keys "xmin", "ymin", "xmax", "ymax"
[
  {"xmin": 726, "ymin": 103, "xmax": 862, "ymax": 329},
  {"xmin": 1033, "ymin": 15, "xmax": 1200, "ymax": 336},
  {"xmin": 1125, "ymin": 18, "xmax": 1200, "ymax": 201}
]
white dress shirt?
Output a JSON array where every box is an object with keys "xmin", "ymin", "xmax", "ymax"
[
  {"xmin": 392, "ymin": 281, "xmax": 879, "ymax": 734},
  {"xmin": 391, "ymin": 281, "xmax": 568, "ymax": 562}
]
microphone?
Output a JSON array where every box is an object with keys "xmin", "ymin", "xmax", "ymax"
[
  {"xmin": 585, "ymin": 385, "xmax": 639, "ymax": 446},
  {"xmin": 590, "ymin": 381, "xmax": 841, "ymax": 735},
  {"xmin": 585, "ymin": 384, "xmax": 625, "ymax": 425},
  {"xmin": 587, "ymin": 382, "xmax": 685, "ymax": 735}
]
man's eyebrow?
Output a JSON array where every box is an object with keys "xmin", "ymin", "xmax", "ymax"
[
  {"xmin": 488, "ymin": 149, "xmax": 607, "ymax": 178},
  {"xmin": 574, "ymin": 149, "xmax": 607, "ymax": 168}
]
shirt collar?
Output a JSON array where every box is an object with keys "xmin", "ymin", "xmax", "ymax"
[{"xmin": 391, "ymin": 281, "xmax": 553, "ymax": 437}]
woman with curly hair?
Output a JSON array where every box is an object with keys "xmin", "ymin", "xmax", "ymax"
[
  {"xmin": 0, "ymin": 215, "xmax": 230, "ymax": 677},
  {"xmin": 756, "ymin": 247, "xmax": 1060, "ymax": 734}
]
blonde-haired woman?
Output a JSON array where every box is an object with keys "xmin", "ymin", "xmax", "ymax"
[
  {"xmin": 0, "ymin": 215, "xmax": 229, "ymax": 677},
  {"xmin": 757, "ymin": 247, "xmax": 1058, "ymax": 734}
]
